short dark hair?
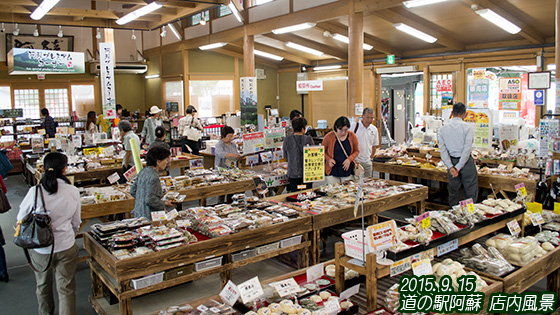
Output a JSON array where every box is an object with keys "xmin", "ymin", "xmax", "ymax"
[
  {"xmin": 155, "ymin": 126, "xmax": 166, "ymax": 139},
  {"xmin": 289, "ymin": 109, "xmax": 303, "ymax": 121},
  {"xmin": 41, "ymin": 108, "xmax": 49, "ymax": 116},
  {"xmin": 221, "ymin": 125, "xmax": 234, "ymax": 138},
  {"xmin": 116, "ymin": 104, "xmax": 123, "ymax": 111},
  {"xmin": 186, "ymin": 105, "xmax": 197, "ymax": 114},
  {"xmin": 452, "ymin": 102, "xmax": 467, "ymax": 116},
  {"xmin": 333, "ymin": 116, "xmax": 350, "ymax": 131},
  {"xmin": 146, "ymin": 147, "xmax": 170, "ymax": 167},
  {"xmin": 291, "ymin": 117, "xmax": 307, "ymax": 133},
  {"xmin": 118, "ymin": 120, "xmax": 132, "ymax": 132}
]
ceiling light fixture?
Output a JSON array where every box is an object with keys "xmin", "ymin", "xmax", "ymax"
[
  {"xmin": 1, "ymin": 23, "xmax": 5, "ymax": 33},
  {"xmin": 145, "ymin": 74, "xmax": 160, "ymax": 79},
  {"xmin": 33, "ymin": 25, "xmax": 39, "ymax": 37},
  {"xmin": 96, "ymin": 27, "xmax": 101, "ymax": 39},
  {"xmin": 285, "ymin": 42, "xmax": 323, "ymax": 56},
  {"xmin": 31, "ymin": 0, "xmax": 60, "ymax": 20},
  {"xmin": 272, "ymin": 22, "xmax": 316, "ymax": 34},
  {"xmin": 57, "ymin": 25, "xmax": 63, "ymax": 38},
  {"xmin": 228, "ymin": 1, "xmax": 243, "ymax": 23},
  {"xmin": 403, "ymin": 0, "xmax": 449, "ymax": 8},
  {"xmin": 131, "ymin": 30, "xmax": 136, "ymax": 40},
  {"xmin": 160, "ymin": 25, "xmax": 167, "ymax": 37},
  {"xmin": 116, "ymin": 2, "xmax": 162, "ymax": 25},
  {"xmin": 332, "ymin": 33, "xmax": 374, "ymax": 50},
  {"xmin": 199, "ymin": 42, "xmax": 227, "ymax": 50},
  {"xmin": 254, "ymin": 50, "xmax": 283, "ymax": 61},
  {"xmin": 13, "ymin": 23, "xmax": 19, "ymax": 36},
  {"xmin": 200, "ymin": 18, "xmax": 206, "ymax": 26},
  {"xmin": 475, "ymin": 8, "xmax": 521, "ymax": 34},
  {"xmin": 393, "ymin": 23, "xmax": 437, "ymax": 43},
  {"xmin": 168, "ymin": 23, "xmax": 181, "ymax": 40},
  {"xmin": 313, "ymin": 65, "xmax": 342, "ymax": 71}
]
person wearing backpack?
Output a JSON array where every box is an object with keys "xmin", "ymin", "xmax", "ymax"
[
  {"xmin": 16, "ymin": 152, "xmax": 81, "ymax": 315},
  {"xmin": 283, "ymin": 117, "xmax": 314, "ymax": 192}
]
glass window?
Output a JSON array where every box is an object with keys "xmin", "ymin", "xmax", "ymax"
[
  {"xmin": 14, "ymin": 89, "xmax": 40, "ymax": 119},
  {"xmin": 190, "ymin": 11, "xmax": 209, "ymax": 26},
  {"xmin": 71, "ymin": 85, "xmax": 95, "ymax": 117},
  {"xmin": 218, "ymin": 5, "xmax": 232, "ymax": 17},
  {"xmin": 0, "ymin": 86, "xmax": 11, "ymax": 110},
  {"xmin": 189, "ymin": 80, "xmax": 234, "ymax": 118},
  {"xmin": 44, "ymin": 88, "xmax": 69, "ymax": 118},
  {"xmin": 164, "ymin": 81, "xmax": 184, "ymax": 113}
]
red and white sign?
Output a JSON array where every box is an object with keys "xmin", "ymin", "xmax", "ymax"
[
  {"xmin": 436, "ymin": 79, "xmax": 453, "ymax": 92},
  {"xmin": 296, "ymin": 80, "xmax": 323, "ymax": 92}
]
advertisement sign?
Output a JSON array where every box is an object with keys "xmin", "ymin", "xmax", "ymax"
[
  {"xmin": 242, "ymin": 132, "xmax": 265, "ymax": 154},
  {"xmin": 303, "ymin": 146, "xmax": 325, "ymax": 183},
  {"xmin": 436, "ymin": 79, "xmax": 452, "ymax": 92},
  {"xmin": 8, "ymin": 48, "xmax": 85, "ymax": 74},
  {"xmin": 462, "ymin": 109, "xmax": 493, "ymax": 150},
  {"xmin": 534, "ymin": 90, "xmax": 545, "ymax": 106},
  {"xmin": 240, "ymin": 77, "xmax": 258, "ymax": 126},
  {"xmin": 467, "ymin": 79, "xmax": 489, "ymax": 108},
  {"xmin": 472, "ymin": 69, "xmax": 485, "ymax": 80},
  {"xmin": 99, "ymin": 42, "xmax": 117, "ymax": 119},
  {"xmin": 499, "ymin": 77, "xmax": 522, "ymax": 111},
  {"xmin": 264, "ymin": 128, "xmax": 285, "ymax": 149},
  {"xmin": 296, "ymin": 80, "xmax": 324, "ymax": 92},
  {"xmin": 366, "ymin": 220, "xmax": 398, "ymax": 252},
  {"xmin": 499, "ymin": 124, "xmax": 519, "ymax": 152}
]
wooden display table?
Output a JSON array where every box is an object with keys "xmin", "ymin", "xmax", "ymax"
[
  {"xmin": 176, "ymin": 180, "xmax": 255, "ymax": 205},
  {"xmin": 373, "ymin": 162, "xmax": 539, "ymax": 205},
  {"xmin": 335, "ymin": 211, "xmax": 524, "ymax": 311},
  {"xmin": 85, "ymin": 216, "xmax": 312, "ymax": 315},
  {"xmin": 267, "ymin": 181, "xmax": 429, "ymax": 264},
  {"xmin": 80, "ymin": 198, "xmax": 135, "ymax": 231}
]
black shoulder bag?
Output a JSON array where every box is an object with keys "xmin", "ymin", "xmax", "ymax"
[{"xmin": 13, "ymin": 185, "xmax": 54, "ymax": 272}]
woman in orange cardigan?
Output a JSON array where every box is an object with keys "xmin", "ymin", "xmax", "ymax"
[{"xmin": 323, "ymin": 116, "xmax": 360, "ymax": 184}]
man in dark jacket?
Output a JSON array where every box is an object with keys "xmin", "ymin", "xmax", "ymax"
[{"xmin": 41, "ymin": 108, "xmax": 58, "ymax": 138}]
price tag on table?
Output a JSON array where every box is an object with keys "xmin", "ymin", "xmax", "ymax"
[
  {"xmin": 260, "ymin": 151, "xmax": 273, "ymax": 163},
  {"xmin": 123, "ymin": 165, "xmax": 137, "ymax": 182},
  {"xmin": 554, "ymin": 202, "xmax": 560, "ymax": 215},
  {"xmin": 515, "ymin": 183, "xmax": 527, "ymax": 196},
  {"xmin": 437, "ymin": 239, "xmax": 459, "ymax": 257},
  {"xmin": 306, "ymin": 263, "xmax": 324, "ymax": 282},
  {"xmin": 530, "ymin": 212, "xmax": 545, "ymax": 226},
  {"xmin": 209, "ymin": 307, "xmax": 221, "ymax": 313},
  {"xmin": 189, "ymin": 159, "xmax": 204, "ymax": 169},
  {"xmin": 390, "ymin": 257, "xmax": 412, "ymax": 277},
  {"xmin": 273, "ymin": 278, "xmax": 300, "ymax": 297},
  {"xmin": 107, "ymin": 172, "xmax": 120, "ymax": 184},
  {"xmin": 412, "ymin": 259, "xmax": 433, "ymax": 276},
  {"xmin": 339, "ymin": 284, "xmax": 360, "ymax": 301},
  {"xmin": 507, "ymin": 219, "xmax": 521, "ymax": 237},
  {"xmin": 324, "ymin": 297, "xmax": 341, "ymax": 315},
  {"xmin": 415, "ymin": 212, "xmax": 431, "ymax": 230},
  {"xmin": 219, "ymin": 280, "xmax": 240, "ymax": 306},
  {"xmin": 238, "ymin": 276, "xmax": 264, "ymax": 304},
  {"xmin": 196, "ymin": 305, "xmax": 209, "ymax": 312},
  {"xmin": 460, "ymin": 198, "xmax": 475, "ymax": 213},
  {"xmin": 245, "ymin": 155, "xmax": 259, "ymax": 166}
]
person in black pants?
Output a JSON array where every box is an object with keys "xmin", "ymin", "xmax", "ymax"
[
  {"xmin": 283, "ymin": 117, "xmax": 315, "ymax": 192},
  {"xmin": 178, "ymin": 105, "xmax": 203, "ymax": 155}
]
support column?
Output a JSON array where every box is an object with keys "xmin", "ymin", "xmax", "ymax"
[
  {"xmin": 556, "ymin": 0, "xmax": 560, "ymax": 113},
  {"xmin": 348, "ymin": 0, "xmax": 363, "ymax": 117},
  {"xmin": 243, "ymin": 28, "xmax": 254, "ymax": 77}
]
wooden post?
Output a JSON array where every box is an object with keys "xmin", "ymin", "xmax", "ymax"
[
  {"xmin": 348, "ymin": 0, "xmax": 364, "ymax": 116},
  {"xmin": 556, "ymin": 0, "xmax": 560, "ymax": 114},
  {"xmin": 366, "ymin": 252, "xmax": 377, "ymax": 312},
  {"xmin": 312, "ymin": 230, "xmax": 321, "ymax": 265},
  {"xmin": 335, "ymin": 242, "xmax": 345, "ymax": 294},
  {"xmin": 423, "ymin": 65, "xmax": 430, "ymax": 116},
  {"xmin": 243, "ymin": 28, "xmax": 255, "ymax": 77}
]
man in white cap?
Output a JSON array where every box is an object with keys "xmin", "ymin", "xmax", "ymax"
[{"xmin": 142, "ymin": 105, "xmax": 163, "ymax": 145}]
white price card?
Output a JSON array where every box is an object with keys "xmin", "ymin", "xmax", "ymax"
[
  {"xmin": 507, "ymin": 219, "xmax": 521, "ymax": 237},
  {"xmin": 246, "ymin": 155, "xmax": 259, "ymax": 166},
  {"xmin": 339, "ymin": 284, "xmax": 360, "ymax": 301},
  {"xmin": 306, "ymin": 263, "xmax": 324, "ymax": 282},
  {"xmin": 324, "ymin": 297, "xmax": 341, "ymax": 315},
  {"xmin": 437, "ymin": 239, "xmax": 459, "ymax": 257},
  {"xmin": 196, "ymin": 305, "xmax": 209, "ymax": 312},
  {"xmin": 273, "ymin": 278, "xmax": 300, "ymax": 297},
  {"xmin": 412, "ymin": 259, "xmax": 433, "ymax": 276},
  {"xmin": 530, "ymin": 212, "xmax": 545, "ymax": 226},
  {"xmin": 107, "ymin": 172, "xmax": 120, "ymax": 184},
  {"xmin": 165, "ymin": 209, "xmax": 178, "ymax": 220},
  {"xmin": 238, "ymin": 276, "xmax": 264, "ymax": 304},
  {"xmin": 260, "ymin": 151, "xmax": 273, "ymax": 163},
  {"xmin": 72, "ymin": 134, "xmax": 82, "ymax": 147},
  {"xmin": 219, "ymin": 280, "xmax": 240, "ymax": 306},
  {"xmin": 209, "ymin": 307, "xmax": 221, "ymax": 313},
  {"xmin": 390, "ymin": 257, "xmax": 412, "ymax": 277}
]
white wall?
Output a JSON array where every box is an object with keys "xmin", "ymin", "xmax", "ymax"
[
  {"xmin": 114, "ymin": 29, "xmax": 143, "ymax": 62},
  {"xmin": 142, "ymin": 29, "xmax": 161, "ymax": 51},
  {"xmin": 212, "ymin": 14, "xmax": 242, "ymax": 33},
  {"xmin": 293, "ymin": 0, "xmax": 338, "ymax": 11},
  {"xmin": 184, "ymin": 24, "xmax": 210, "ymax": 40},
  {"xmin": 249, "ymin": 0, "xmax": 289, "ymax": 23}
]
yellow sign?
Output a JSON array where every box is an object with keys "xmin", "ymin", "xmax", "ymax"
[
  {"xmin": 83, "ymin": 147, "xmax": 100, "ymax": 156},
  {"xmin": 303, "ymin": 146, "xmax": 325, "ymax": 182},
  {"xmin": 473, "ymin": 69, "xmax": 485, "ymax": 80},
  {"xmin": 526, "ymin": 202, "xmax": 543, "ymax": 214},
  {"xmin": 555, "ymin": 202, "xmax": 560, "ymax": 215}
]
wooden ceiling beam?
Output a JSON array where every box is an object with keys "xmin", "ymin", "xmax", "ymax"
[
  {"xmin": 0, "ymin": 0, "xmax": 37, "ymax": 5},
  {"xmin": 203, "ymin": 46, "xmax": 280, "ymax": 69},
  {"xmin": 148, "ymin": 3, "xmax": 215, "ymax": 29},
  {"xmin": 265, "ymin": 33, "xmax": 347, "ymax": 60},
  {"xmin": 315, "ymin": 21, "xmax": 402, "ymax": 56},
  {"xmin": 0, "ymin": 13, "xmax": 150, "ymax": 29},
  {"xmin": 230, "ymin": 40, "xmax": 311, "ymax": 65},
  {"xmin": 354, "ymin": 0, "xmax": 406, "ymax": 15},
  {"xmin": 462, "ymin": 0, "xmax": 545, "ymax": 44},
  {"xmin": 373, "ymin": 7, "xmax": 465, "ymax": 51}
]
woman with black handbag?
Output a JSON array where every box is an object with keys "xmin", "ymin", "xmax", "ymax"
[{"xmin": 16, "ymin": 152, "xmax": 81, "ymax": 315}]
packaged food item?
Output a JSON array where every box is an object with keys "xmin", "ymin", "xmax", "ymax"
[
  {"xmin": 485, "ymin": 234, "xmax": 515, "ymax": 251},
  {"xmin": 502, "ymin": 237, "xmax": 547, "ymax": 266}
]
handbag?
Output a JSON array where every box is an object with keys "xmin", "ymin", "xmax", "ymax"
[
  {"xmin": 13, "ymin": 185, "xmax": 54, "ymax": 272},
  {"xmin": 0, "ymin": 188, "xmax": 10, "ymax": 213},
  {"xmin": 335, "ymin": 133, "xmax": 364, "ymax": 177},
  {"xmin": 185, "ymin": 116, "xmax": 202, "ymax": 141}
]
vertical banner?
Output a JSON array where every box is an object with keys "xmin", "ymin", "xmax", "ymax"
[
  {"xmin": 463, "ymin": 109, "xmax": 493, "ymax": 150},
  {"xmin": 240, "ymin": 77, "xmax": 258, "ymax": 126},
  {"xmin": 303, "ymin": 146, "xmax": 325, "ymax": 183},
  {"xmin": 99, "ymin": 42, "xmax": 116, "ymax": 119},
  {"xmin": 499, "ymin": 77, "xmax": 522, "ymax": 111}
]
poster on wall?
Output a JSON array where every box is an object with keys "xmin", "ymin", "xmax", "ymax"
[
  {"xmin": 8, "ymin": 48, "xmax": 84, "ymax": 74},
  {"xmin": 436, "ymin": 79, "xmax": 452, "ymax": 92},
  {"xmin": 499, "ymin": 77, "xmax": 522, "ymax": 111},
  {"xmin": 240, "ymin": 77, "xmax": 257, "ymax": 126},
  {"xmin": 498, "ymin": 125, "xmax": 519, "ymax": 153},
  {"xmin": 467, "ymin": 79, "xmax": 489, "ymax": 108},
  {"xmin": 462, "ymin": 109, "xmax": 493, "ymax": 150},
  {"xmin": 99, "ymin": 42, "xmax": 116, "ymax": 119},
  {"xmin": 242, "ymin": 132, "xmax": 265, "ymax": 154},
  {"xmin": 264, "ymin": 128, "xmax": 285, "ymax": 149}
]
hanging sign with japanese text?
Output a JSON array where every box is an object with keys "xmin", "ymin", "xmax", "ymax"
[
  {"xmin": 8, "ymin": 48, "xmax": 85, "ymax": 74},
  {"xmin": 99, "ymin": 42, "xmax": 117, "ymax": 119}
]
